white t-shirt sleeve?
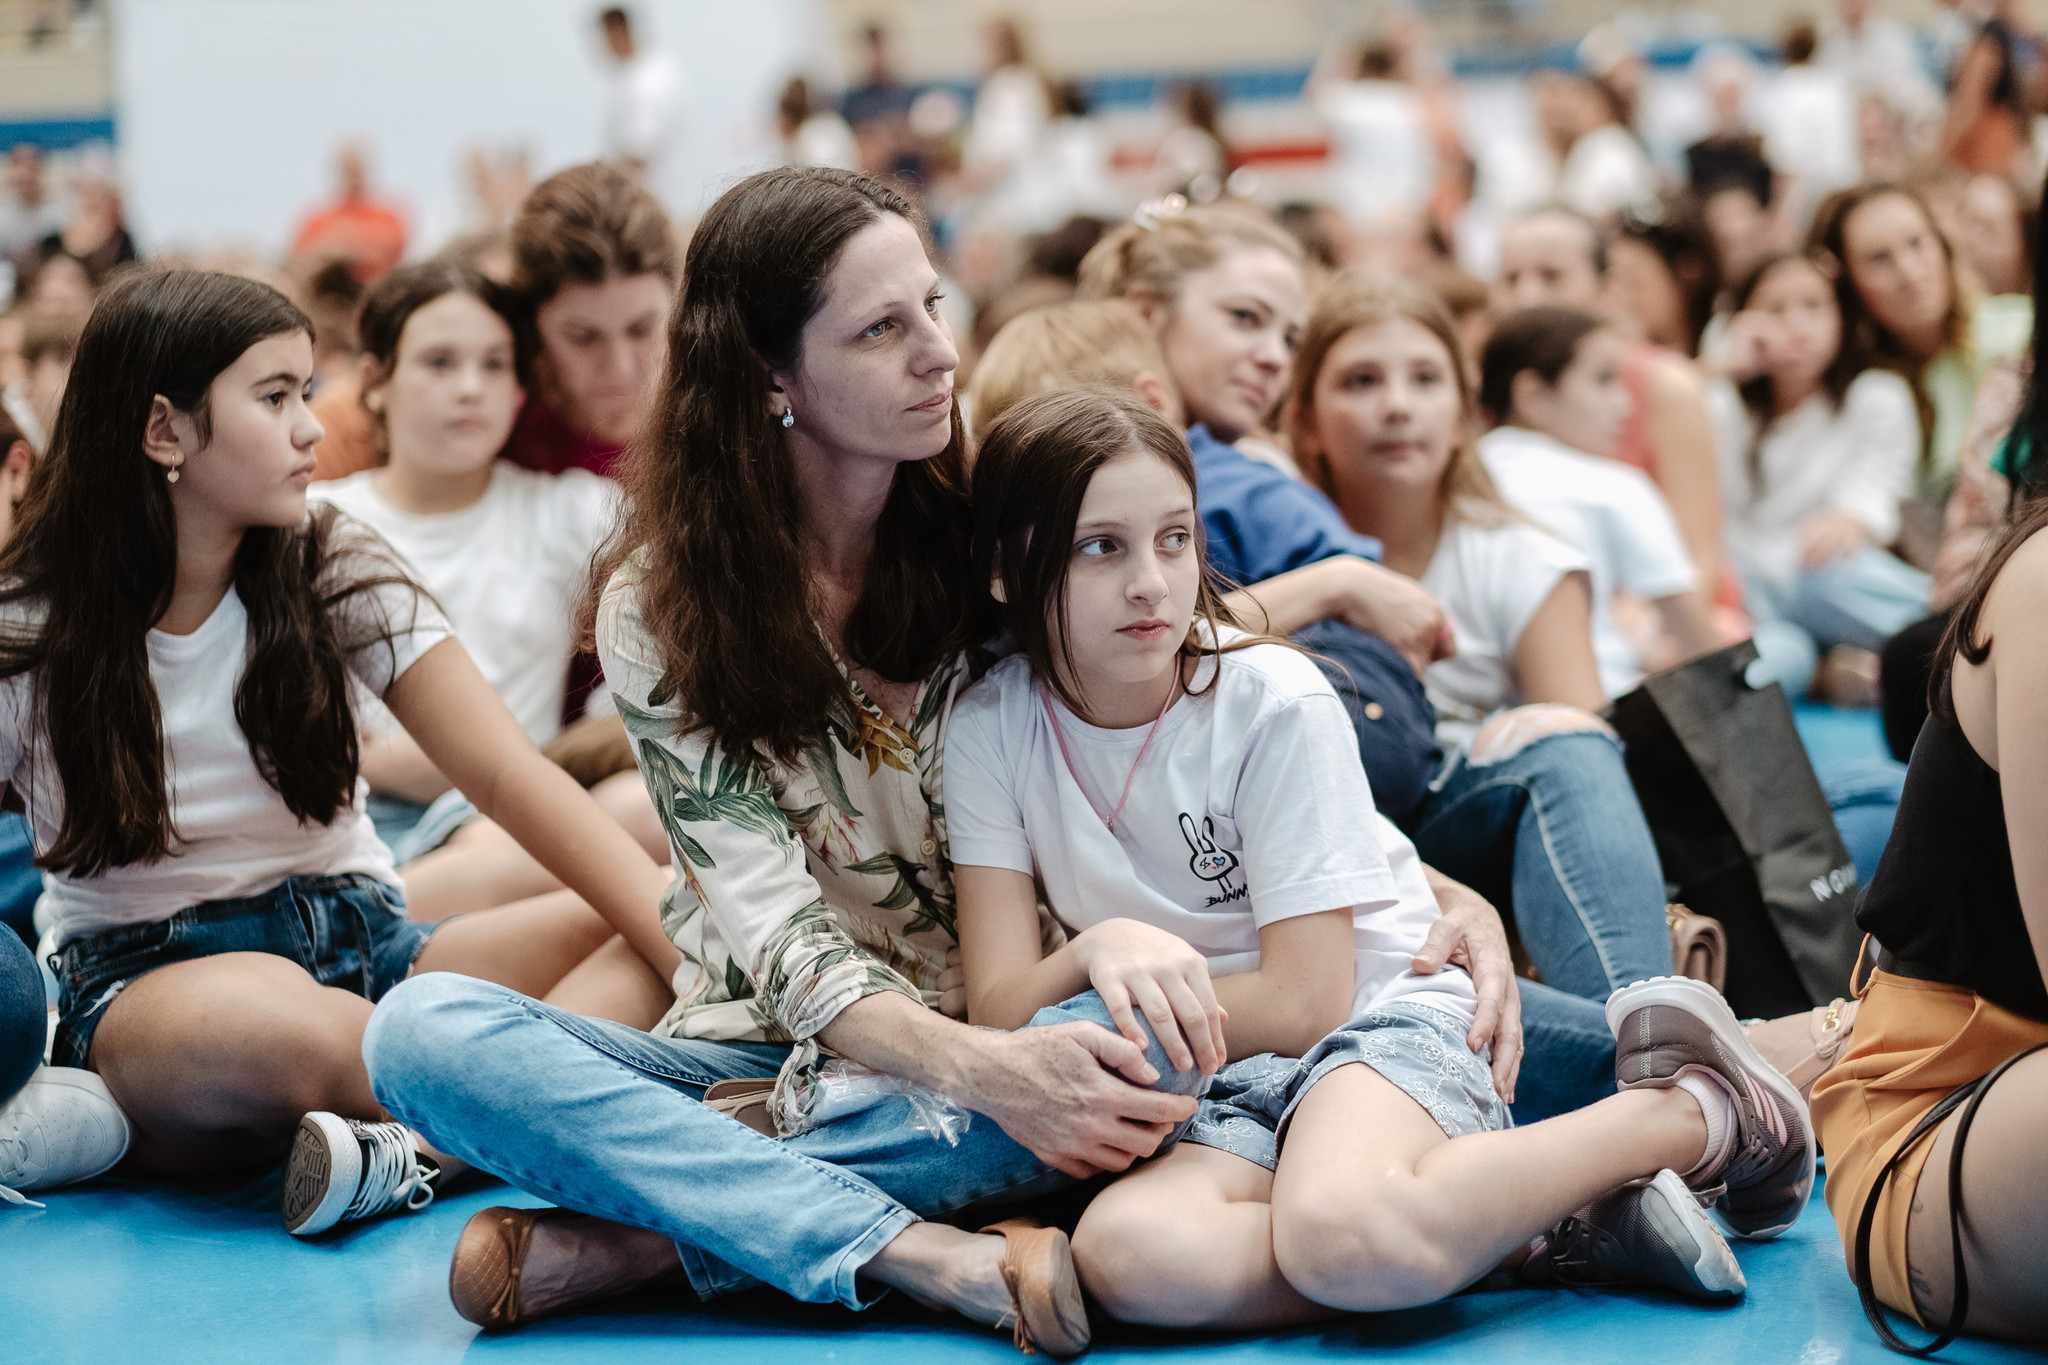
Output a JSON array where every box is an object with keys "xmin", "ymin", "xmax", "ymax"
[
  {"xmin": 1595, "ymin": 465, "xmax": 1699, "ymax": 600},
  {"xmin": 1231, "ymin": 690, "xmax": 1401, "ymax": 929},
  {"xmin": 548, "ymin": 467, "xmax": 623, "ymax": 577},
  {"xmin": 941, "ymin": 684, "xmax": 1036, "ymax": 876},
  {"xmin": 317, "ymin": 510, "xmax": 454, "ymax": 697},
  {"xmin": 1829, "ymin": 370, "xmax": 1918, "ymax": 544},
  {"xmin": 1468, "ymin": 521, "xmax": 1592, "ymax": 663}
]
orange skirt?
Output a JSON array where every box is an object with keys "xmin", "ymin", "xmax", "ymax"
[{"xmin": 1810, "ymin": 969, "xmax": 2048, "ymax": 1324}]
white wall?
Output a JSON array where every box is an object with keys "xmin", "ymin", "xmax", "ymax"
[{"xmin": 111, "ymin": 0, "xmax": 820, "ymax": 255}]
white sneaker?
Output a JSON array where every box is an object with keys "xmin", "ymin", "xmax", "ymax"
[
  {"xmin": 0, "ymin": 1065, "xmax": 134, "ymax": 1207},
  {"xmin": 281, "ymin": 1111, "xmax": 439, "ymax": 1236}
]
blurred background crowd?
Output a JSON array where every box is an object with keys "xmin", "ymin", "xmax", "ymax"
[{"xmin": 0, "ymin": 0, "xmax": 2040, "ymax": 721}]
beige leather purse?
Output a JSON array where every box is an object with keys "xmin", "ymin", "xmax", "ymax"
[{"xmin": 1667, "ymin": 903, "xmax": 1728, "ymax": 993}]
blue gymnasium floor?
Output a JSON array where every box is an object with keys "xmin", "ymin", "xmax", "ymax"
[{"xmin": 6, "ymin": 707, "xmax": 2027, "ymax": 1365}]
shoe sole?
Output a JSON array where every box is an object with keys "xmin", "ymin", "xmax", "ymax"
[
  {"xmin": 1605, "ymin": 976, "xmax": 1816, "ymax": 1240},
  {"xmin": 1641, "ymin": 1168, "xmax": 1746, "ymax": 1299},
  {"xmin": 282, "ymin": 1112, "xmax": 361, "ymax": 1236}
]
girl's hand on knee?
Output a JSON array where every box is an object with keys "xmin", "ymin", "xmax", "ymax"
[
  {"xmin": 935, "ymin": 946, "xmax": 968, "ymax": 1020},
  {"xmin": 1071, "ymin": 919, "xmax": 1227, "ymax": 1075},
  {"xmin": 1797, "ymin": 510, "xmax": 1871, "ymax": 572}
]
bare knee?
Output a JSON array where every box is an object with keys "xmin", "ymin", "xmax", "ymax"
[
  {"xmin": 1074, "ymin": 1190, "xmax": 1244, "ymax": 1328},
  {"xmin": 94, "ymin": 952, "xmax": 377, "ymax": 1132},
  {"xmin": 1469, "ymin": 704, "xmax": 1613, "ymax": 767},
  {"xmin": 1271, "ymin": 1184, "xmax": 1463, "ymax": 1313}
]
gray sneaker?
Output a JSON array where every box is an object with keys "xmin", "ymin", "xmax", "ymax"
[
  {"xmin": 282, "ymin": 1112, "xmax": 439, "ymax": 1236},
  {"xmin": 1531, "ymin": 1168, "xmax": 1746, "ymax": 1300},
  {"xmin": 1606, "ymin": 975, "xmax": 1815, "ymax": 1240}
]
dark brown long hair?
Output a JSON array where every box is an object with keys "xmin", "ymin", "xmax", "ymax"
[
  {"xmin": 602, "ymin": 166, "xmax": 982, "ymax": 766},
  {"xmin": 1808, "ymin": 183, "xmax": 1971, "ymax": 467},
  {"xmin": 971, "ymin": 386, "xmax": 1253, "ymax": 720},
  {"xmin": 1931, "ymin": 488, "xmax": 2048, "ymax": 719},
  {"xmin": 0, "ymin": 269, "xmax": 407, "ymax": 875}
]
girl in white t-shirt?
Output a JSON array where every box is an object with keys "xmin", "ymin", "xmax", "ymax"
[
  {"xmin": 950, "ymin": 386, "xmax": 1809, "ymax": 1329},
  {"xmin": 308, "ymin": 262, "xmax": 662, "ymax": 887},
  {"xmin": 0, "ymin": 271, "xmax": 674, "ymax": 1237},
  {"xmin": 1706, "ymin": 250, "xmax": 1931, "ymax": 695},
  {"xmin": 1289, "ymin": 274, "xmax": 1676, "ymax": 1127},
  {"xmin": 1475, "ymin": 305, "xmax": 1721, "ymax": 690}
]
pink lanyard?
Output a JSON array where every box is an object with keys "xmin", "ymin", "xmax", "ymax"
[{"xmin": 1040, "ymin": 677, "xmax": 1178, "ymax": 833}]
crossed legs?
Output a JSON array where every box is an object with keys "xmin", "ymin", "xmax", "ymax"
[{"xmin": 1074, "ymin": 1062, "xmax": 1708, "ymax": 1327}]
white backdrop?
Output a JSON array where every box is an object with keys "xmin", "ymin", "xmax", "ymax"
[{"xmin": 110, "ymin": 0, "xmax": 822, "ymax": 256}]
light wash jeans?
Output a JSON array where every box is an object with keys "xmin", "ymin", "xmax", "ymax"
[
  {"xmin": 1744, "ymin": 547, "xmax": 1932, "ymax": 698},
  {"xmin": 364, "ymin": 975, "xmax": 1204, "ymax": 1310},
  {"xmin": 1406, "ymin": 730, "xmax": 1674, "ymax": 1123}
]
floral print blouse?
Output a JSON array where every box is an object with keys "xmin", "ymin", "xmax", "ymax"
[{"xmin": 597, "ymin": 560, "xmax": 1060, "ymax": 1049}]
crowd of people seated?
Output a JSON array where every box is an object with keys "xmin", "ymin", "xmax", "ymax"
[{"xmin": 1, "ymin": 3, "xmax": 2046, "ymax": 1357}]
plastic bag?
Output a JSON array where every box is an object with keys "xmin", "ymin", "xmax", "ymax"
[{"xmin": 777, "ymin": 1057, "xmax": 973, "ymax": 1146}]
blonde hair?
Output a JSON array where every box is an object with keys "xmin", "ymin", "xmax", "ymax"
[
  {"xmin": 1289, "ymin": 271, "xmax": 1519, "ymax": 528},
  {"xmin": 1075, "ymin": 203, "xmax": 1303, "ymax": 306},
  {"xmin": 967, "ymin": 299, "xmax": 1173, "ymax": 440}
]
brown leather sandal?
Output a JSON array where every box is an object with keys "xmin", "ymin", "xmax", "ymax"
[
  {"xmin": 448, "ymin": 1205, "xmax": 584, "ymax": 1330},
  {"xmin": 979, "ymin": 1218, "xmax": 1091, "ymax": 1358}
]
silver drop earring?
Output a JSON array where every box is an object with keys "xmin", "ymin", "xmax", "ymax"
[{"xmin": 781, "ymin": 408, "xmax": 795, "ymax": 429}]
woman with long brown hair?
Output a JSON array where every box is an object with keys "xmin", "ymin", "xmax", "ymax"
[
  {"xmin": 364, "ymin": 166, "xmax": 1523, "ymax": 1352},
  {"xmin": 0, "ymin": 269, "xmax": 672, "ymax": 1231},
  {"xmin": 1808, "ymin": 182, "xmax": 2031, "ymax": 553}
]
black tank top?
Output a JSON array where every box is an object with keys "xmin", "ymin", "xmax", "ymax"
[{"xmin": 1857, "ymin": 696, "xmax": 2047, "ymax": 1022}]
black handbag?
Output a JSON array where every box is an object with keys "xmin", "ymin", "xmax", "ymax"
[{"xmin": 1607, "ymin": 639, "xmax": 1863, "ymax": 1018}]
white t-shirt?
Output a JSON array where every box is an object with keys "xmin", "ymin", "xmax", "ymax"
[
  {"xmin": 1557, "ymin": 124, "xmax": 1658, "ymax": 220},
  {"xmin": 6, "ymin": 515, "xmax": 452, "ymax": 944},
  {"xmin": 312, "ymin": 463, "xmax": 618, "ymax": 745},
  {"xmin": 1707, "ymin": 370, "xmax": 1919, "ymax": 592},
  {"xmin": 945, "ymin": 639, "xmax": 1476, "ymax": 1026},
  {"xmin": 1314, "ymin": 79, "xmax": 1434, "ymax": 220},
  {"xmin": 1479, "ymin": 426, "xmax": 1699, "ymax": 697},
  {"xmin": 1419, "ymin": 515, "xmax": 1592, "ymax": 747}
]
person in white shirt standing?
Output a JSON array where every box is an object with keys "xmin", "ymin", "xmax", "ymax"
[
  {"xmin": 1707, "ymin": 250, "xmax": 1930, "ymax": 696},
  {"xmin": 952, "ymin": 385, "xmax": 1808, "ymax": 1330},
  {"xmin": 598, "ymin": 7, "xmax": 685, "ymax": 210}
]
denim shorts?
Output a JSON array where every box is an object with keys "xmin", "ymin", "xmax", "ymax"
[
  {"xmin": 50, "ymin": 873, "xmax": 431, "ymax": 1069},
  {"xmin": 1182, "ymin": 999, "xmax": 1510, "ymax": 1171}
]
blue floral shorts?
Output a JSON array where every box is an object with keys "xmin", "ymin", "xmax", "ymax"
[{"xmin": 1181, "ymin": 999, "xmax": 1510, "ymax": 1171}]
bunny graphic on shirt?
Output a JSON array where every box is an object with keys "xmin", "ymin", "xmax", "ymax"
[{"xmin": 1179, "ymin": 812, "xmax": 1244, "ymax": 904}]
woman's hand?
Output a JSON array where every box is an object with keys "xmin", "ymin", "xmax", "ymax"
[
  {"xmin": 1318, "ymin": 557, "xmax": 1456, "ymax": 678},
  {"xmin": 1069, "ymin": 918, "xmax": 1228, "ymax": 1075},
  {"xmin": 1798, "ymin": 510, "xmax": 1872, "ymax": 572},
  {"xmin": 1415, "ymin": 867, "xmax": 1524, "ymax": 1103}
]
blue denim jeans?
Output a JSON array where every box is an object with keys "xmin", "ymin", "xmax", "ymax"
[
  {"xmin": 1407, "ymin": 730, "xmax": 1673, "ymax": 1123},
  {"xmin": 364, "ymin": 975, "xmax": 1206, "ymax": 1311},
  {"xmin": 1743, "ymin": 547, "xmax": 1932, "ymax": 698},
  {"xmin": 50, "ymin": 874, "xmax": 430, "ymax": 1070},
  {"xmin": 1, "ymin": 926, "xmax": 41, "ymax": 1105}
]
